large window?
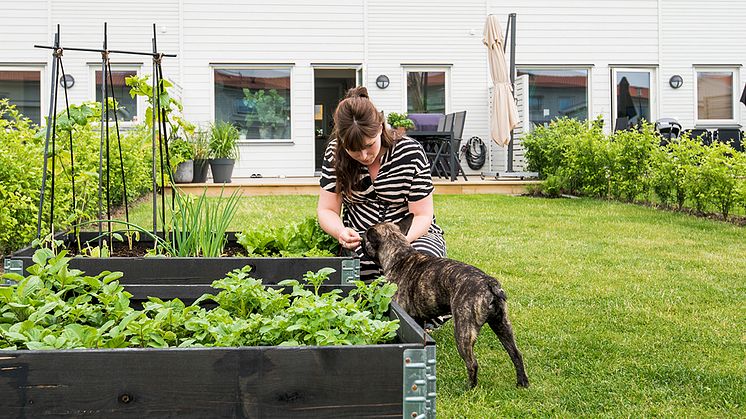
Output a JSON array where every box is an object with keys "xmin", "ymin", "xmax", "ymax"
[
  {"xmin": 517, "ymin": 68, "xmax": 589, "ymax": 127},
  {"xmin": 613, "ymin": 68, "xmax": 655, "ymax": 127},
  {"xmin": 93, "ymin": 67, "xmax": 139, "ymax": 123},
  {"xmin": 405, "ymin": 69, "xmax": 447, "ymax": 114},
  {"xmin": 214, "ymin": 67, "xmax": 292, "ymax": 140},
  {"xmin": 0, "ymin": 68, "xmax": 42, "ymax": 125},
  {"xmin": 696, "ymin": 68, "xmax": 737, "ymax": 123}
]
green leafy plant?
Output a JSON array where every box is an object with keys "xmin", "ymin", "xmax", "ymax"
[
  {"xmin": 190, "ymin": 128, "xmax": 211, "ymax": 161},
  {"xmin": 209, "ymin": 121, "xmax": 240, "ymax": 159},
  {"xmin": 236, "ymin": 217, "xmax": 338, "ymax": 257},
  {"xmin": 168, "ymin": 136, "xmax": 194, "ymax": 171},
  {"xmin": 125, "ymin": 74, "xmax": 195, "ymax": 139},
  {"xmin": 386, "ymin": 112, "xmax": 415, "ymax": 130},
  {"xmin": 242, "ymin": 89, "xmax": 289, "ymax": 139},
  {"xmin": 0, "ymin": 250, "xmax": 399, "ymax": 350}
]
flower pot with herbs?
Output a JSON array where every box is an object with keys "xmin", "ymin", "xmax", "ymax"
[
  {"xmin": 386, "ymin": 112, "xmax": 415, "ymax": 137},
  {"xmin": 168, "ymin": 136, "xmax": 194, "ymax": 183},
  {"xmin": 209, "ymin": 121, "xmax": 240, "ymax": 183},
  {"xmin": 191, "ymin": 128, "xmax": 211, "ymax": 183}
]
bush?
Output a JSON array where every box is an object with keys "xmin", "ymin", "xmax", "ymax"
[
  {"xmin": 0, "ymin": 100, "xmax": 155, "ymax": 255},
  {"xmin": 521, "ymin": 115, "xmax": 746, "ymax": 219}
]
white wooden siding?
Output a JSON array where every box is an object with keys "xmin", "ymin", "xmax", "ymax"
[{"xmin": 0, "ymin": 0, "xmax": 744, "ymax": 177}]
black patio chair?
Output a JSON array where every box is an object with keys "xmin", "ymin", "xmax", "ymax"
[
  {"xmin": 715, "ymin": 128, "xmax": 743, "ymax": 152},
  {"xmin": 683, "ymin": 129, "xmax": 712, "ymax": 145},
  {"xmin": 431, "ymin": 111, "xmax": 468, "ymax": 181}
]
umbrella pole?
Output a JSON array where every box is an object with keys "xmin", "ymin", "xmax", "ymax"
[{"xmin": 507, "ymin": 13, "xmax": 516, "ymax": 173}]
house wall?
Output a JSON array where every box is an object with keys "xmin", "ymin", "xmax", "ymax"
[{"xmin": 1, "ymin": 0, "xmax": 744, "ymax": 178}]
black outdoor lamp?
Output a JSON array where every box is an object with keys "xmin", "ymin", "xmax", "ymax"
[
  {"xmin": 59, "ymin": 74, "xmax": 75, "ymax": 89},
  {"xmin": 376, "ymin": 75, "xmax": 390, "ymax": 89},
  {"xmin": 669, "ymin": 75, "xmax": 683, "ymax": 89}
]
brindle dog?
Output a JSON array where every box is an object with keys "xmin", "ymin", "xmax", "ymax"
[{"xmin": 363, "ymin": 214, "xmax": 529, "ymax": 388}]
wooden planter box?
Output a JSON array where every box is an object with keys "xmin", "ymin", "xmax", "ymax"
[
  {"xmin": 1, "ymin": 233, "xmax": 437, "ymax": 418},
  {"xmin": 7, "ymin": 232, "xmax": 360, "ymax": 291}
]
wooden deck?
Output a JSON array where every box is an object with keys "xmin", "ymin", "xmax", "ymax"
[{"xmin": 166, "ymin": 175, "xmax": 540, "ymax": 196}]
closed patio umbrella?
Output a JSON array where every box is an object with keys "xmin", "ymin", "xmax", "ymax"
[{"xmin": 483, "ymin": 14, "xmax": 519, "ymax": 147}]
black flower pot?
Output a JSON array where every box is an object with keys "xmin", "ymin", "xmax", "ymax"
[
  {"xmin": 192, "ymin": 159, "xmax": 210, "ymax": 183},
  {"xmin": 209, "ymin": 158, "xmax": 235, "ymax": 183}
]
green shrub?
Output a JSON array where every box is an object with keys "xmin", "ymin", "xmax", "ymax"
[
  {"xmin": 607, "ymin": 122, "xmax": 658, "ymax": 202},
  {"xmin": 0, "ymin": 100, "xmax": 155, "ymax": 255}
]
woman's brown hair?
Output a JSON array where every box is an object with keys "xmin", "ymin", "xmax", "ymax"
[{"xmin": 331, "ymin": 86, "xmax": 397, "ymax": 196}]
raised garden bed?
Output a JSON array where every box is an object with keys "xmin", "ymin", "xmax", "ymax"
[
  {"xmin": 7, "ymin": 232, "xmax": 359, "ymax": 292},
  {"xmin": 2, "ymin": 236, "xmax": 436, "ymax": 418}
]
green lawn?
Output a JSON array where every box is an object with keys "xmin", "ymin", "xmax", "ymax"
[{"xmin": 129, "ymin": 194, "xmax": 745, "ymax": 418}]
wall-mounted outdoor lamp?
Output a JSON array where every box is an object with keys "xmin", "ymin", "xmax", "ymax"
[
  {"xmin": 59, "ymin": 74, "xmax": 75, "ymax": 89},
  {"xmin": 376, "ymin": 75, "xmax": 390, "ymax": 89},
  {"xmin": 669, "ymin": 75, "xmax": 683, "ymax": 89}
]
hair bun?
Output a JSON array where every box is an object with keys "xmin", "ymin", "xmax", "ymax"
[{"xmin": 345, "ymin": 86, "xmax": 369, "ymax": 99}]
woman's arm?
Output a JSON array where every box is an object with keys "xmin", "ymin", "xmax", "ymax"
[
  {"xmin": 406, "ymin": 193, "xmax": 435, "ymax": 243},
  {"xmin": 317, "ymin": 188, "xmax": 361, "ymax": 249}
]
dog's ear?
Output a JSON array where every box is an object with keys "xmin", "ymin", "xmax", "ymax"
[
  {"xmin": 364, "ymin": 228, "xmax": 380, "ymax": 258},
  {"xmin": 397, "ymin": 213, "xmax": 414, "ymax": 236}
]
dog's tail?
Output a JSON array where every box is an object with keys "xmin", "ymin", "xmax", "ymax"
[{"xmin": 488, "ymin": 280, "xmax": 507, "ymax": 302}]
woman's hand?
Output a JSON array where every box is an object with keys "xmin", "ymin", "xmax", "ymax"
[{"xmin": 338, "ymin": 227, "xmax": 361, "ymax": 250}]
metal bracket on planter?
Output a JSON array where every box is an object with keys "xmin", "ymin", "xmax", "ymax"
[
  {"xmin": 2, "ymin": 259, "xmax": 23, "ymax": 285},
  {"xmin": 341, "ymin": 258, "xmax": 360, "ymax": 284},
  {"xmin": 403, "ymin": 346, "xmax": 436, "ymax": 419}
]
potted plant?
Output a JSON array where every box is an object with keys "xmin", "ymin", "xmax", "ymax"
[
  {"xmin": 168, "ymin": 136, "xmax": 194, "ymax": 183},
  {"xmin": 386, "ymin": 112, "xmax": 415, "ymax": 137},
  {"xmin": 243, "ymin": 89, "xmax": 289, "ymax": 139},
  {"xmin": 191, "ymin": 128, "xmax": 211, "ymax": 183},
  {"xmin": 209, "ymin": 121, "xmax": 240, "ymax": 183}
]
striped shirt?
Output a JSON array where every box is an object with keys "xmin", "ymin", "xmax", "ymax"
[{"xmin": 320, "ymin": 136, "xmax": 446, "ymax": 280}]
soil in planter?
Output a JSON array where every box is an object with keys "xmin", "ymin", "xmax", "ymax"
[{"xmin": 64, "ymin": 238, "xmax": 247, "ymax": 257}]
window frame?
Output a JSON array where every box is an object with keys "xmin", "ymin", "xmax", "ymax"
[
  {"xmin": 610, "ymin": 66, "xmax": 658, "ymax": 126},
  {"xmin": 88, "ymin": 63, "xmax": 144, "ymax": 126},
  {"xmin": 515, "ymin": 65, "xmax": 593, "ymax": 128},
  {"xmin": 0, "ymin": 64, "xmax": 46, "ymax": 126},
  {"xmin": 402, "ymin": 65, "xmax": 451, "ymax": 114},
  {"xmin": 210, "ymin": 64, "xmax": 295, "ymax": 144},
  {"xmin": 693, "ymin": 66, "xmax": 740, "ymax": 127}
]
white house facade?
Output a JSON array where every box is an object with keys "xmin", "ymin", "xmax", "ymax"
[{"xmin": 2, "ymin": 0, "xmax": 745, "ymax": 178}]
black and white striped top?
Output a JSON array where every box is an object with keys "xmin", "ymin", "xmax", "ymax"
[{"xmin": 320, "ymin": 136, "xmax": 444, "ymax": 237}]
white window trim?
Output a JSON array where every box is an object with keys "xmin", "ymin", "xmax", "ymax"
[
  {"xmin": 402, "ymin": 66, "xmax": 451, "ymax": 114},
  {"xmin": 0, "ymin": 64, "xmax": 46, "ymax": 126},
  {"xmin": 693, "ymin": 66, "xmax": 740, "ymax": 127},
  {"xmin": 210, "ymin": 64, "xmax": 294, "ymax": 144},
  {"xmin": 515, "ymin": 65, "xmax": 593, "ymax": 125},
  {"xmin": 88, "ymin": 63, "xmax": 144, "ymax": 127},
  {"xmin": 610, "ymin": 67, "xmax": 658, "ymax": 125}
]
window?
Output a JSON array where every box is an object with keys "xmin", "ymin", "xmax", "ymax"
[
  {"xmin": 214, "ymin": 67, "xmax": 292, "ymax": 140},
  {"xmin": 91, "ymin": 66, "xmax": 140, "ymax": 123},
  {"xmin": 405, "ymin": 69, "xmax": 447, "ymax": 114},
  {"xmin": 0, "ymin": 68, "xmax": 42, "ymax": 125},
  {"xmin": 516, "ymin": 68, "xmax": 589, "ymax": 127},
  {"xmin": 695, "ymin": 68, "xmax": 738, "ymax": 123},
  {"xmin": 612, "ymin": 68, "xmax": 655, "ymax": 127}
]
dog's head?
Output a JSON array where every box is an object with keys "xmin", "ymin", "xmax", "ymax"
[{"xmin": 363, "ymin": 213, "xmax": 414, "ymax": 262}]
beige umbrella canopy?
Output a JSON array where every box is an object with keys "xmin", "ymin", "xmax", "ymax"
[{"xmin": 483, "ymin": 15, "xmax": 519, "ymax": 147}]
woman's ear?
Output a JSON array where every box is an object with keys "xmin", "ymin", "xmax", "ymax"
[{"xmin": 397, "ymin": 213, "xmax": 414, "ymax": 236}]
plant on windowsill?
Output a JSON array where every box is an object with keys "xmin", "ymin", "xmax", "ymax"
[
  {"xmin": 386, "ymin": 112, "xmax": 415, "ymax": 137},
  {"xmin": 191, "ymin": 128, "xmax": 211, "ymax": 183},
  {"xmin": 169, "ymin": 136, "xmax": 194, "ymax": 183},
  {"xmin": 209, "ymin": 121, "xmax": 240, "ymax": 184},
  {"xmin": 243, "ymin": 88, "xmax": 289, "ymax": 139}
]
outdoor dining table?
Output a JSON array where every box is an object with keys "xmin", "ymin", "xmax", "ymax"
[{"xmin": 406, "ymin": 131, "xmax": 459, "ymax": 181}]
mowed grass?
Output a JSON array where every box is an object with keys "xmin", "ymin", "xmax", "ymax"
[{"xmin": 128, "ymin": 194, "xmax": 745, "ymax": 418}]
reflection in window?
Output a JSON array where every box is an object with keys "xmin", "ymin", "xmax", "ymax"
[
  {"xmin": 616, "ymin": 71, "xmax": 651, "ymax": 125},
  {"xmin": 214, "ymin": 68, "xmax": 291, "ymax": 140},
  {"xmin": 697, "ymin": 71, "xmax": 733, "ymax": 120},
  {"xmin": 517, "ymin": 69, "xmax": 588, "ymax": 127},
  {"xmin": 407, "ymin": 71, "xmax": 446, "ymax": 113},
  {"xmin": 0, "ymin": 70, "xmax": 41, "ymax": 125},
  {"xmin": 96, "ymin": 70, "xmax": 138, "ymax": 122}
]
